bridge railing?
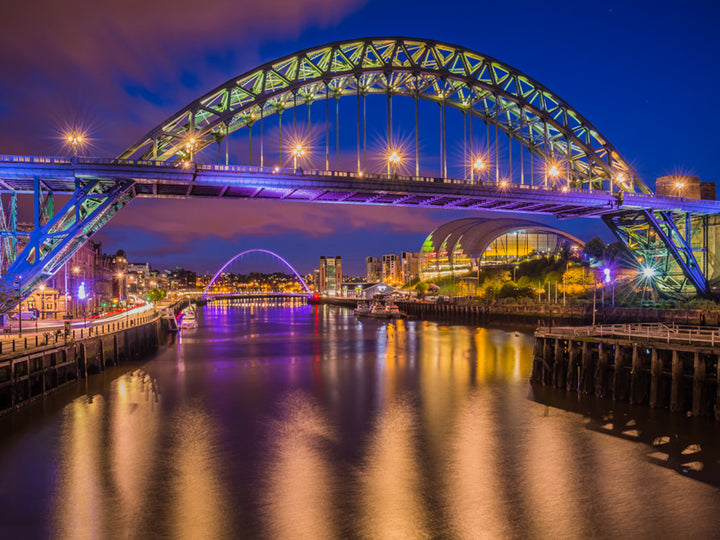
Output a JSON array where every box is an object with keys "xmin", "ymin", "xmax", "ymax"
[{"xmin": 2, "ymin": 154, "xmax": 718, "ymax": 209}]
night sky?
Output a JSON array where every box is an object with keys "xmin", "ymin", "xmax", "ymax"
[{"xmin": 1, "ymin": 0, "xmax": 718, "ymax": 276}]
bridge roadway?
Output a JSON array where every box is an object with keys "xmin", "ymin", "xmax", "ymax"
[{"xmin": 2, "ymin": 155, "xmax": 719, "ymax": 218}]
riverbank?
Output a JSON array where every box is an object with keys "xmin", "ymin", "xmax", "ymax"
[
  {"xmin": 0, "ymin": 299, "xmax": 187, "ymax": 415},
  {"xmin": 317, "ymin": 297, "xmax": 719, "ymax": 328}
]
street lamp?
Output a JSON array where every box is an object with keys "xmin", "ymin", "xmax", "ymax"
[
  {"xmin": 675, "ymin": 181, "xmax": 685, "ymax": 196},
  {"xmin": 67, "ymin": 133, "xmax": 83, "ymax": 156},
  {"xmin": 185, "ymin": 137, "xmax": 196, "ymax": 162},
  {"xmin": 471, "ymin": 157, "xmax": 485, "ymax": 183},
  {"xmin": 548, "ymin": 164, "xmax": 560, "ymax": 189},
  {"xmin": 72, "ymin": 266, "xmax": 80, "ymax": 317},
  {"xmin": 78, "ymin": 281, "xmax": 87, "ymax": 328},
  {"xmin": 39, "ymin": 284, "xmax": 45, "ymax": 320},
  {"xmin": 118, "ymin": 272, "xmax": 125, "ymax": 308},
  {"xmin": 388, "ymin": 151, "xmax": 401, "ymax": 176},
  {"xmin": 292, "ymin": 144, "xmax": 305, "ymax": 169}
]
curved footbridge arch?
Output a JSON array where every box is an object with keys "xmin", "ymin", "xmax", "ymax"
[{"xmin": 202, "ymin": 249, "xmax": 311, "ymax": 298}]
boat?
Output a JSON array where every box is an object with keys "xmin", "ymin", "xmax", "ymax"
[
  {"xmin": 354, "ymin": 300, "xmax": 372, "ymax": 316},
  {"xmin": 180, "ymin": 304, "xmax": 198, "ymax": 329},
  {"xmin": 386, "ymin": 301, "xmax": 403, "ymax": 319}
]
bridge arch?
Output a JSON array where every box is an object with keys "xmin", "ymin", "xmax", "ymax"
[
  {"xmin": 202, "ymin": 249, "xmax": 311, "ymax": 297},
  {"xmin": 121, "ymin": 37, "xmax": 648, "ymax": 194}
]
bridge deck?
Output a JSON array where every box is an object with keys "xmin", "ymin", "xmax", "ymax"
[{"xmin": 1, "ymin": 155, "xmax": 718, "ymax": 217}]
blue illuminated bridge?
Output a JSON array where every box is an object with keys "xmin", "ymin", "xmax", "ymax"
[{"xmin": 0, "ymin": 37, "xmax": 718, "ymax": 305}]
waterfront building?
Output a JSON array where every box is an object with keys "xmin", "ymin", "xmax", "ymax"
[
  {"xmin": 164, "ymin": 267, "xmax": 197, "ymax": 291},
  {"xmin": 365, "ymin": 256, "xmax": 382, "ymax": 282},
  {"xmin": 419, "ymin": 218, "xmax": 583, "ymax": 281},
  {"xmin": 319, "ymin": 256, "xmax": 342, "ymax": 295},
  {"xmin": 401, "ymin": 251, "xmax": 420, "ymax": 284},
  {"xmin": 655, "ymin": 174, "xmax": 715, "ymax": 200},
  {"xmin": 381, "ymin": 254, "xmax": 400, "ymax": 284}
]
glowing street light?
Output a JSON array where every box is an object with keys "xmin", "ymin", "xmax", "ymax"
[
  {"xmin": 185, "ymin": 136, "xmax": 197, "ymax": 161},
  {"xmin": 471, "ymin": 157, "xmax": 485, "ymax": 182},
  {"xmin": 675, "ymin": 181, "xmax": 685, "ymax": 195},
  {"xmin": 292, "ymin": 144, "xmax": 305, "ymax": 169},
  {"xmin": 641, "ymin": 266, "xmax": 655, "ymax": 279},
  {"xmin": 388, "ymin": 150, "xmax": 401, "ymax": 176}
]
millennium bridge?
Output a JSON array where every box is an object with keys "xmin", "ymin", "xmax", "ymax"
[{"xmin": 0, "ymin": 37, "xmax": 718, "ymax": 305}]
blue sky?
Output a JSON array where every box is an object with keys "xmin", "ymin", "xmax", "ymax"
[{"xmin": 1, "ymin": 0, "xmax": 718, "ymax": 275}]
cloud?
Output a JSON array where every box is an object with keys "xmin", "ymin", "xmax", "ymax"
[
  {"xmin": 0, "ymin": 0, "xmax": 366, "ymax": 156},
  {"xmin": 105, "ymin": 197, "xmax": 461, "ymax": 243}
]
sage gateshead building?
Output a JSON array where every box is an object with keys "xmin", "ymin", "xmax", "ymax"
[{"xmin": 419, "ymin": 218, "xmax": 584, "ymax": 281}]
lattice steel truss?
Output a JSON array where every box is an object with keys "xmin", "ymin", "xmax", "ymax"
[
  {"xmin": 120, "ymin": 37, "xmax": 648, "ymax": 194},
  {"xmin": 0, "ymin": 175, "xmax": 135, "ymax": 311},
  {"xmin": 603, "ymin": 210, "xmax": 709, "ymax": 296}
]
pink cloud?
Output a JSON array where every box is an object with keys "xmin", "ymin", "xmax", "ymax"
[{"xmin": 107, "ymin": 198, "xmax": 463, "ymax": 242}]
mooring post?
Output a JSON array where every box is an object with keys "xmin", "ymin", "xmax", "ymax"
[
  {"xmin": 567, "ymin": 341, "xmax": 579, "ymax": 392},
  {"xmin": 580, "ymin": 342, "xmax": 592, "ymax": 394},
  {"xmin": 692, "ymin": 351, "xmax": 705, "ymax": 417},
  {"xmin": 553, "ymin": 338, "xmax": 564, "ymax": 387},
  {"xmin": 612, "ymin": 345, "xmax": 625, "ymax": 400},
  {"xmin": 670, "ymin": 349, "xmax": 682, "ymax": 413},
  {"xmin": 595, "ymin": 342, "xmax": 609, "ymax": 397},
  {"xmin": 630, "ymin": 346, "xmax": 642, "ymax": 405},
  {"xmin": 649, "ymin": 348, "xmax": 663, "ymax": 408}
]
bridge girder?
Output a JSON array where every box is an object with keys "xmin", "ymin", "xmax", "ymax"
[{"xmin": 119, "ymin": 37, "xmax": 648, "ymax": 194}]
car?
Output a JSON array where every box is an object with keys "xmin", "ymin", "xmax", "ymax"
[{"xmin": 10, "ymin": 311, "xmax": 37, "ymax": 321}]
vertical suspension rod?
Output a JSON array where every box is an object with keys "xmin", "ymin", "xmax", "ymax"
[{"xmin": 325, "ymin": 82, "xmax": 329, "ymax": 171}]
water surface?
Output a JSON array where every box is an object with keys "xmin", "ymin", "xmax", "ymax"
[{"xmin": 0, "ymin": 301, "xmax": 718, "ymax": 538}]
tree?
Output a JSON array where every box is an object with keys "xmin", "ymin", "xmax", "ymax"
[
  {"xmin": 146, "ymin": 288, "xmax": 166, "ymax": 303},
  {"xmin": 583, "ymin": 237, "xmax": 606, "ymax": 262},
  {"xmin": 415, "ymin": 282, "xmax": 428, "ymax": 295}
]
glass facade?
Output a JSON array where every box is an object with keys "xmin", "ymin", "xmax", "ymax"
[{"xmin": 419, "ymin": 219, "xmax": 582, "ymax": 281}]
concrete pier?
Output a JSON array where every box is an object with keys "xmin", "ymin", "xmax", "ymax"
[{"xmin": 533, "ymin": 323, "xmax": 720, "ymax": 421}]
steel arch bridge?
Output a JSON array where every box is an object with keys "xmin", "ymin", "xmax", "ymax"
[
  {"xmin": 0, "ymin": 36, "xmax": 717, "ymax": 307},
  {"xmin": 121, "ymin": 37, "xmax": 645, "ymax": 194},
  {"xmin": 202, "ymin": 249, "xmax": 311, "ymax": 298}
]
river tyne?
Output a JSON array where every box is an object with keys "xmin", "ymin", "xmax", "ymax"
[{"xmin": 0, "ymin": 300, "xmax": 719, "ymax": 539}]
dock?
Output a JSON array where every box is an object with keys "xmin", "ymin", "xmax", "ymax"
[{"xmin": 533, "ymin": 323, "xmax": 720, "ymax": 420}]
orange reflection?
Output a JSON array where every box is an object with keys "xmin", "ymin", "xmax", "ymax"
[
  {"xmin": 51, "ymin": 396, "xmax": 106, "ymax": 538},
  {"xmin": 111, "ymin": 371, "xmax": 159, "ymax": 534},
  {"xmin": 358, "ymin": 399, "xmax": 429, "ymax": 537},
  {"xmin": 169, "ymin": 404, "xmax": 229, "ymax": 539},
  {"xmin": 261, "ymin": 392, "xmax": 336, "ymax": 538},
  {"xmin": 443, "ymin": 393, "xmax": 510, "ymax": 538}
]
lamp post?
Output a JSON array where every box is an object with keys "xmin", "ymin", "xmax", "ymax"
[
  {"xmin": 72, "ymin": 266, "xmax": 80, "ymax": 317},
  {"xmin": 39, "ymin": 284, "xmax": 45, "ymax": 320},
  {"xmin": 388, "ymin": 151, "xmax": 401, "ymax": 176},
  {"xmin": 67, "ymin": 133, "xmax": 83, "ymax": 157},
  {"xmin": 471, "ymin": 158, "xmax": 485, "ymax": 183},
  {"xmin": 292, "ymin": 144, "xmax": 305, "ymax": 169},
  {"xmin": 548, "ymin": 164, "xmax": 560, "ymax": 190},
  {"xmin": 185, "ymin": 137, "xmax": 196, "ymax": 162},
  {"xmin": 16, "ymin": 276, "xmax": 22, "ymax": 338},
  {"xmin": 78, "ymin": 281, "xmax": 87, "ymax": 328},
  {"xmin": 118, "ymin": 272, "xmax": 124, "ymax": 307}
]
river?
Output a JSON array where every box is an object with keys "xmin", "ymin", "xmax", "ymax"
[{"xmin": 0, "ymin": 300, "xmax": 718, "ymax": 539}]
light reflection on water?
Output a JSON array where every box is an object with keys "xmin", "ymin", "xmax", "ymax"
[{"xmin": 1, "ymin": 301, "xmax": 719, "ymax": 538}]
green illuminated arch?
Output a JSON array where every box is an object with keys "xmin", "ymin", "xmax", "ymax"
[{"xmin": 120, "ymin": 37, "xmax": 648, "ymax": 193}]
